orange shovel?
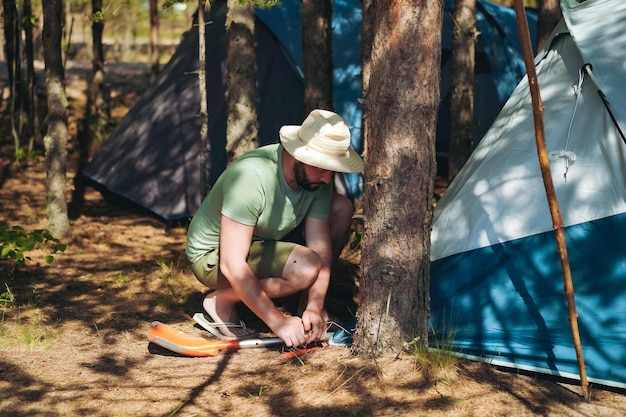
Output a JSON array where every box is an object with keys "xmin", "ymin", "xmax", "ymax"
[{"xmin": 148, "ymin": 321, "xmax": 332, "ymax": 357}]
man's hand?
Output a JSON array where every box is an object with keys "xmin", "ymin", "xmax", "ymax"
[
  {"xmin": 272, "ymin": 315, "xmax": 307, "ymax": 347},
  {"xmin": 302, "ymin": 308, "xmax": 326, "ymax": 344}
]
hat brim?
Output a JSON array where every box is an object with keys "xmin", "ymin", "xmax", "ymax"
[{"xmin": 280, "ymin": 126, "xmax": 364, "ymax": 173}]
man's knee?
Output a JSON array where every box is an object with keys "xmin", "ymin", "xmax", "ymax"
[{"xmin": 283, "ymin": 246, "xmax": 322, "ymax": 289}]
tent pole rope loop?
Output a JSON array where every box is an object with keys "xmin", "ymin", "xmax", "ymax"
[{"xmin": 549, "ymin": 67, "xmax": 586, "ymax": 180}]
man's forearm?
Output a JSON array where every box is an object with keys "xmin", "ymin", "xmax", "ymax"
[
  {"xmin": 223, "ymin": 264, "xmax": 285, "ymax": 330},
  {"xmin": 305, "ymin": 261, "xmax": 331, "ymax": 313}
]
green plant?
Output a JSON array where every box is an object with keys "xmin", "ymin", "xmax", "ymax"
[
  {"xmin": 424, "ymin": 326, "xmax": 461, "ymax": 371},
  {"xmin": 0, "ymin": 224, "xmax": 66, "ymax": 264},
  {"xmin": 0, "ymin": 319, "xmax": 56, "ymax": 351},
  {"xmin": 0, "ymin": 283, "xmax": 15, "ymax": 310},
  {"xmin": 18, "ymin": 324, "xmax": 53, "ymax": 351},
  {"xmin": 156, "ymin": 256, "xmax": 184, "ymax": 281},
  {"xmin": 246, "ymin": 385, "xmax": 268, "ymax": 398},
  {"xmin": 14, "ymin": 147, "xmax": 25, "ymax": 163},
  {"xmin": 409, "ymin": 311, "xmax": 461, "ymax": 374},
  {"xmin": 113, "ymin": 272, "xmax": 133, "ymax": 283}
]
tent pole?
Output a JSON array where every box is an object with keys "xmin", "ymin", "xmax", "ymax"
[{"xmin": 512, "ymin": 0, "xmax": 590, "ymax": 400}]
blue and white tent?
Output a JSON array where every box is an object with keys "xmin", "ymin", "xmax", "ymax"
[{"xmin": 430, "ymin": 0, "xmax": 626, "ymax": 389}]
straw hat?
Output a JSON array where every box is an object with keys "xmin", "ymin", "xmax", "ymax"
[{"xmin": 279, "ymin": 109, "xmax": 364, "ymax": 173}]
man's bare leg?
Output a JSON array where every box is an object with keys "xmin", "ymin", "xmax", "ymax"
[
  {"xmin": 329, "ymin": 193, "xmax": 355, "ymax": 260},
  {"xmin": 202, "ymin": 290, "xmax": 257, "ymax": 339},
  {"xmin": 203, "ymin": 245, "xmax": 322, "ymax": 338}
]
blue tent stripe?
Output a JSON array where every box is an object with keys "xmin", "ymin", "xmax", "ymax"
[{"xmin": 430, "ymin": 213, "xmax": 626, "ymax": 388}]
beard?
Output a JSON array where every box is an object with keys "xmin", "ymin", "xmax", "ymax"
[{"xmin": 294, "ymin": 162, "xmax": 323, "ymax": 191}]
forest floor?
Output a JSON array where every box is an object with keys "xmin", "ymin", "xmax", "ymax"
[{"xmin": 1, "ymin": 60, "xmax": 626, "ymax": 417}]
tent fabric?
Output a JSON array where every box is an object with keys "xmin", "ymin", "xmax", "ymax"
[
  {"xmin": 82, "ymin": 0, "xmax": 536, "ymax": 219},
  {"xmin": 561, "ymin": 0, "xmax": 626, "ymax": 139},
  {"xmin": 430, "ymin": 0, "xmax": 626, "ymax": 389}
]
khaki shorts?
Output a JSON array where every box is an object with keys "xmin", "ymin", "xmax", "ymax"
[{"xmin": 191, "ymin": 240, "xmax": 298, "ymax": 289}]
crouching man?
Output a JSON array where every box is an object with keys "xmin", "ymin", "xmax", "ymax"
[{"xmin": 185, "ymin": 109, "xmax": 364, "ymax": 347}]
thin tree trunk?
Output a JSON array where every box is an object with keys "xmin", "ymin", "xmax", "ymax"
[
  {"xmin": 2, "ymin": 0, "xmax": 22, "ymax": 154},
  {"xmin": 354, "ymin": 0, "xmax": 441, "ymax": 357},
  {"xmin": 536, "ymin": 0, "xmax": 561, "ymax": 50},
  {"xmin": 198, "ymin": 1, "xmax": 210, "ymax": 198},
  {"xmin": 89, "ymin": 0, "xmax": 110, "ymax": 153},
  {"xmin": 448, "ymin": 0, "xmax": 476, "ymax": 181},
  {"xmin": 24, "ymin": 0, "xmax": 40, "ymax": 155},
  {"xmin": 301, "ymin": 0, "xmax": 333, "ymax": 113},
  {"xmin": 225, "ymin": 0, "xmax": 258, "ymax": 165},
  {"xmin": 513, "ymin": 0, "xmax": 589, "ymax": 400},
  {"xmin": 42, "ymin": 0, "xmax": 70, "ymax": 239},
  {"xmin": 149, "ymin": 0, "xmax": 160, "ymax": 82}
]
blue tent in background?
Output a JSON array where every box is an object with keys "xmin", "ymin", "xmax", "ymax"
[
  {"xmin": 83, "ymin": 0, "xmax": 536, "ymax": 220},
  {"xmin": 430, "ymin": 0, "xmax": 626, "ymax": 389}
]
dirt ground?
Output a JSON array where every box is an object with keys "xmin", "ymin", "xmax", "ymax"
[{"xmin": 1, "ymin": 61, "xmax": 626, "ymax": 417}]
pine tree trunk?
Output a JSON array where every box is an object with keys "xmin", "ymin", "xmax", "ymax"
[
  {"xmin": 198, "ymin": 1, "xmax": 210, "ymax": 198},
  {"xmin": 360, "ymin": 0, "xmax": 373, "ymax": 166},
  {"xmin": 42, "ymin": 0, "xmax": 70, "ymax": 239},
  {"xmin": 354, "ymin": 0, "xmax": 442, "ymax": 357},
  {"xmin": 448, "ymin": 0, "xmax": 476, "ymax": 182},
  {"xmin": 89, "ymin": 0, "xmax": 110, "ymax": 154},
  {"xmin": 536, "ymin": 0, "xmax": 561, "ymax": 50},
  {"xmin": 24, "ymin": 0, "xmax": 40, "ymax": 154},
  {"xmin": 2, "ymin": 0, "xmax": 22, "ymax": 153},
  {"xmin": 225, "ymin": 0, "xmax": 258, "ymax": 164},
  {"xmin": 301, "ymin": 0, "xmax": 333, "ymax": 113},
  {"xmin": 149, "ymin": 0, "xmax": 160, "ymax": 82}
]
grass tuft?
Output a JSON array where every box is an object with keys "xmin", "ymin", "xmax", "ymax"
[
  {"xmin": 409, "ymin": 323, "xmax": 461, "ymax": 377},
  {"xmin": 0, "ymin": 316, "xmax": 57, "ymax": 351},
  {"xmin": 153, "ymin": 255, "xmax": 194, "ymax": 308}
]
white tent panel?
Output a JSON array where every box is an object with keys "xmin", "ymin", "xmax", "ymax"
[{"xmin": 431, "ymin": 18, "xmax": 626, "ymax": 261}]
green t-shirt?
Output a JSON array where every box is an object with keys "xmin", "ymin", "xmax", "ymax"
[{"xmin": 185, "ymin": 144, "xmax": 333, "ymax": 263}]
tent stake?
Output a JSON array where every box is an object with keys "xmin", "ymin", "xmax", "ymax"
[{"xmin": 512, "ymin": 0, "xmax": 590, "ymax": 400}]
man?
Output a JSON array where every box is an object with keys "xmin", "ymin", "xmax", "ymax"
[{"xmin": 186, "ymin": 109, "xmax": 364, "ymax": 347}]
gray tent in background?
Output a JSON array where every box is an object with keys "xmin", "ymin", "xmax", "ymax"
[{"xmin": 82, "ymin": 2, "xmax": 305, "ymax": 220}]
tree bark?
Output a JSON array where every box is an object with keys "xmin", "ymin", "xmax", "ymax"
[
  {"xmin": 225, "ymin": 0, "xmax": 258, "ymax": 165},
  {"xmin": 536, "ymin": 0, "xmax": 561, "ymax": 50},
  {"xmin": 360, "ymin": 0, "xmax": 373, "ymax": 166},
  {"xmin": 42, "ymin": 0, "xmax": 70, "ymax": 239},
  {"xmin": 2, "ymin": 0, "xmax": 22, "ymax": 153},
  {"xmin": 149, "ymin": 0, "xmax": 161, "ymax": 82},
  {"xmin": 198, "ymin": 0, "xmax": 210, "ymax": 198},
  {"xmin": 24, "ymin": 0, "xmax": 41, "ymax": 155},
  {"xmin": 89, "ymin": 0, "xmax": 110, "ymax": 153},
  {"xmin": 301, "ymin": 0, "xmax": 333, "ymax": 113},
  {"xmin": 448, "ymin": 0, "xmax": 476, "ymax": 181},
  {"xmin": 354, "ymin": 0, "xmax": 441, "ymax": 357}
]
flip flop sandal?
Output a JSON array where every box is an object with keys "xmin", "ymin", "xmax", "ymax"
[{"xmin": 193, "ymin": 312, "xmax": 258, "ymax": 341}]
